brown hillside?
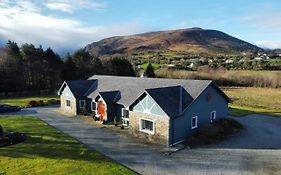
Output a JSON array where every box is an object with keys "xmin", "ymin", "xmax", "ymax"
[{"xmin": 84, "ymin": 28, "xmax": 261, "ymax": 56}]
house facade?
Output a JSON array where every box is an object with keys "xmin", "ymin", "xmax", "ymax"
[{"xmin": 58, "ymin": 75, "xmax": 230, "ymax": 146}]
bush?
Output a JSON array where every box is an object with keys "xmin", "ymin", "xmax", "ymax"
[
  {"xmin": 47, "ymin": 99, "xmax": 60, "ymax": 105},
  {"xmin": 184, "ymin": 118, "xmax": 242, "ymax": 147},
  {"xmin": 27, "ymin": 100, "xmax": 39, "ymax": 107},
  {"xmin": 12, "ymin": 132, "xmax": 27, "ymax": 143},
  {"xmin": 0, "ymin": 130, "xmax": 27, "ymax": 147},
  {"xmin": 0, "ymin": 125, "xmax": 3, "ymax": 138},
  {"xmin": 27, "ymin": 99, "xmax": 60, "ymax": 107}
]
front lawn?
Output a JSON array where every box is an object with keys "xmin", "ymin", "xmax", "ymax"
[
  {"xmin": 0, "ymin": 116, "xmax": 134, "ymax": 175},
  {"xmin": 0, "ymin": 96, "xmax": 60, "ymax": 108}
]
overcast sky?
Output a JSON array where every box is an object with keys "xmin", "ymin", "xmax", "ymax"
[{"xmin": 0, "ymin": 0, "xmax": 281, "ymax": 55}]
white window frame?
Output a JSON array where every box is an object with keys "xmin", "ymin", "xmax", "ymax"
[
  {"xmin": 91, "ymin": 101, "xmax": 96, "ymax": 112},
  {"xmin": 79, "ymin": 100, "xmax": 86, "ymax": 109},
  {"xmin": 121, "ymin": 108, "xmax": 125, "ymax": 116},
  {"xmin": 139, "ymin": 118, "xmax": 155, "ymax": 135},
  {"xmin": 122, "ymin": 108, "xmax": 130, "ymax": 118},
  {"xmin": 191, "ymin": 116, "xmax": 198, "ymax": 129},
  {"xmin": 211, "ymin": 111, "xmax": 216, "ymax": 123},
  {"xmin": 66, "ymin": 100, "xmax": 71, "ymax": 108}
]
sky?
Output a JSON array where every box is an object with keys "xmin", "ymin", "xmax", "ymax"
[{"xmin": 0, "ymin": 0, "xmax": 281, "ymax": 56}]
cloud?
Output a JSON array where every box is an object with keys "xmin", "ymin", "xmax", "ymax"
[
  {"xmin": 45, "ymin": 0, "xmax": 107, "ymax": 13},
  {"xmin": 240, "ymin": 13, "xmax": 281, "ymax": 32},
  {"xmin": 254, "ymin": 41, "xmax": 281, "ymax": 50},
  {"xmin": 239, "ymin": 12, "xmax": 281, "ymax": 49},
  {"xmin": 0, "ymin": 0, "xmax": 146, "ymax": 55},
  {"xmin": 45, "ymin": 1, "xmax": 74, "ymax": 13}
]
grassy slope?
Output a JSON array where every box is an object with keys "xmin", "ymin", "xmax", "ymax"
[
  {"xmin": 0, "ymin": 116, "xmax": 134, "ymax": 175},
  {"xmin": 223, "ymin": 87, "xmax": 281, "ymax": 116},
  {"xmin": 0, "ymin": 96, "xmax": 60, "ymax": 107}
]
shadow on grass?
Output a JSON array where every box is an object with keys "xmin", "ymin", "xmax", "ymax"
[{"xmin": 229, "ymin": 107, "xmax": 281, "ymax": 117}]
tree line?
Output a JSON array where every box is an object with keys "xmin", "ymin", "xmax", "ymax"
[{"xmin": 0, "ymin": 41, "xmax": 135, "ymax": 94}]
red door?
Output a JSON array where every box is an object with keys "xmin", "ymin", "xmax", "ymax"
[{"xmin": 97, "ymin": 101, "xmax": 106, "ymax": 121}]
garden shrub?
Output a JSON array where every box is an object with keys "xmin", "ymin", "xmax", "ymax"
[
  {"xmin": 27, "ymin": 99, "xmax": 60, "ymax": 107},
  {"xmin": 184, "ymin": 118, "xmax": 243, "ymax": 147},
  {"xmin": 47, "ymin": 99, "xmax": 60, "ymax": 105},
  {"xmin": 12, "ymin": 132, "xmax": 27, "ymax": 143},
  {"xmin": 0, "ymin": 125, "xmax": 3, "ymax": 138},
  {"xmin": 39, "ymin": 100, "xmax": 44, "ymax": 105},
  {"xmin": 27, "ymin": 100, "xmax": 39, "ymax": 107}
]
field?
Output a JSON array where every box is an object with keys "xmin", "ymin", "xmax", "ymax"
[
  {"xmin": 0, "ymin": 96, "xmax": 60, "ymax": 107},
  {"xmin": 140, "ymin": 63, "xmax": 162, "ymax": 70},
  {"xmin": 156, "ymin": 69, "xmax": 281, "ymax": 88},
  {"xmin": 223, "ymin": 87, "xmax": 281, "ymax": 116},
  {"xmin": 0, "ymin": 116, "xmax": 133, "ymax": 175}
]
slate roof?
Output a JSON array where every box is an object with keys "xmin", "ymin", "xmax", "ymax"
[
  {"xmin": 98, "ymin": 91, "xmax": 121, "ymax": 103},
  {"xmin": 87, "ymin": 75, "xmax": 213, "ymax": 107},
  {"xmin": 145, "ymin": 86, "xmax": 194, "ymax": 117},
  {"xmin": 58, "ymin": 80, "xmax": 97, "ymax": 98}
]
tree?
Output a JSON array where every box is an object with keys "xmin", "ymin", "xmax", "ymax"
[
  {"xmin": 21, "ymin": 43, "xmax": 47, "ymax": 90},
  {"xmin": 145, "ymin": 63, "xmax": 156, "ymax": 77},
  {"xmin": 43, "ymin": 48, "xmax": 63, "ymax": 89},
  {"xmin": 103, "ymin": 57, "xmax": 135, "ymax": 76},
  {"xmin": 0, "ymin": 41, "xmax": 24, "ymax": 92},
  {"xmin": 92, "ymin": 57, "xmax": 104, "ymax": 75},
  {"xmin": 62, "ymin": 53, "xmax": 78, "ymax": 80},
  {"xmin": 72, "ymin": 49, "xmax": 94, "ymax": 79}
]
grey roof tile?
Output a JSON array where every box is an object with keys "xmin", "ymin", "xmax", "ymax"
[
  {"xmin": 65, "ymin": 80, "xmax": 97, "ymax": 98},
  {"xmin": 87, "ymin": 75, "xmax": 212, "ymax": 107},
  {"xmin": 98, "ymin": 91, "xmax": 121, "ymax": 103}
]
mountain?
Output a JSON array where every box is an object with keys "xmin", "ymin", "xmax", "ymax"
[{"xmin": 84, "ymin": 28, "xmax": 261, "ymax": 57}]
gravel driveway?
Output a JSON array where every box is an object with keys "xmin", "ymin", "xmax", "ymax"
[{"xmin": 1, "ymin": 107, "xmax": 281, "ymax": 175}]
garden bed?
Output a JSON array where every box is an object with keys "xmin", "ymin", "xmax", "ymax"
[
  {"xmin": 0, "ymin": 125, "xmax": 27, "ymax": 147},
  {"xmin": 184, "ymin": 118, "xmax": 243, "ymax": 147}
]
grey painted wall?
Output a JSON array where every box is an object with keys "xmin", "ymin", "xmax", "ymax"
[{"xmin": 171, "ymin": 84, "xmax": 229, "ymax": 145}]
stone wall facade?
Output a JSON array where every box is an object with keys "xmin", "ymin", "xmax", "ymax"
[
  {"xmin": 129, "ymin": 111, "xmax": 170, "ymax": 146},
  {"xmin": 60, "ymin": 96, "xmax": 77, "ymax": 115}
]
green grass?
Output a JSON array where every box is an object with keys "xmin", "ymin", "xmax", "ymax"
[
  {"xmin": 229, "ymin": 105, "xmax": 281, "ymax": 117},
  {"xmin": 0, "ymin": 96, "xmax": 60, "ymax": 107},
  {"xmin": 140, "ymin": 63, "xmax": 162, "ymax": 70},
  {"xmin": 224, "ymin": 87, "xmax": 281, "ymax": 117},
  {"xmin": 0, "ymin": 116, "xmax": 134, "ymax": 175}
]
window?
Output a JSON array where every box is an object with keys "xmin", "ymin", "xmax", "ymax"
[
  {"xmin": 79, "ymin": 100, "xmax": 85, "ymax": 108},
  {"xmin": 139, "ymin": 119, "xmax": 154, "ymax": 134},
  {"xmin": 211, "ymin": 111, "xmax": 216, "ymax": 123},
  {"xmin": 122, "ymin": 108, "xmax": 129, "ymax": 118},
  {"xmin": 66, "ymin": 100, "xmax": 71, "ymax": 107},
  {"xmin": 91, "ymin": 102, "xmax": 96, "ymax": 111},
  {"xmin": 191, "ymin": 116, "xmax": 198, "ymax": 129}
]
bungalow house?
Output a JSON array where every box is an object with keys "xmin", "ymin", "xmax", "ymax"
[{"xmin": 58, "ymin": 75, "xmax": 230, "ymax": 146}]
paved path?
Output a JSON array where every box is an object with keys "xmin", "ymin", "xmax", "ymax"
[{"xmin": 1, "ymin": 107, "xmax": 281, "ymax": 175}]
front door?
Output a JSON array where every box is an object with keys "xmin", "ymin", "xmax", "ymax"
[{"xmin": 97, "ymin": 101, "xmax": 106, "ymax": 121}]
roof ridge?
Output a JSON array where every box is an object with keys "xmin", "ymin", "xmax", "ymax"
[{"xmin": 90, "ymin": 75, "xmax": 212, "ymax": 82}]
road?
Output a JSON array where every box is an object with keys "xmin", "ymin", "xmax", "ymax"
[{"xmin": 1, "ymin": 106, "xmax": 281, "ymax": 175}]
